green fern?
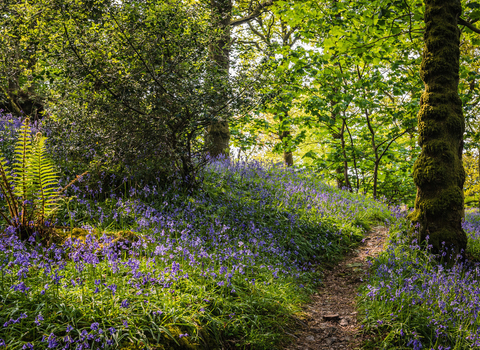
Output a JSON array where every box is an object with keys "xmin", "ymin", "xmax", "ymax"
[
  {"xmin": 30, "ymin": 133, "xmax": 59, "ymax": 222},
  {"xmin": 13, "ymin": 120, "xmax": 34, "ymax": 201},
  {"xmin": 0, "ymin": 118, "xmax": 83, "ymax": 241}
]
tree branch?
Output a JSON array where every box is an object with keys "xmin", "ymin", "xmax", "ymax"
[
  {"xmin": 229, "ymin": 0, "xmax": 275, "ymax": 27},
  {"xmin": 61, "ymin": 21, "xmax": 147, "ymax": 117},
  {"xmin": 458, "ymin": 18, "xmax": 480, "ymax": 34},
  {"xmin": 247, "ymin": 21, "xmax": 268, "ymax": 44},
  {"xmin": 378, "ymin": 128, "xmax": 413, "ymax": 160},
  {"xmin": 109, "ymin": 12, "xmax": 175, "ymax": 100}
]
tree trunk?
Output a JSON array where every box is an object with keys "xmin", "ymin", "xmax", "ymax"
[
  {"xmin": 373, "ymin": 161, "xmax": 379, "ymax": 199},
  {"xmin": 364, "ymin": 108, "xmax": 379, "ymax": 199},
  {"xmin": 206, "ymin": 0, "xmax": 232, "ymax": 158},
  {"xmin": 335, "ymin": 167, "xmax": 344, "ymax": 189},
  {"xmin": 278, "ymin": 112, "xmax": 294, "ymax": 167},
  {"xmin": 283, "ymin": 147, "xmax": 293, "ymax": 167},
  {"xmin": 330, "ymin": 98, "xmax": 346, "ymax": 189},
  {"xmin": 343, "ymin": 116, "xmax": 360, "ymax": 191},
  {"xmin": 410, "ymin": 0, "xmax": 467, "ymax": 254},
  {"xmin": 205, "ymin": 121, "xmax": 230, "ymax": 158},
  {"xmin": 340, "ymin": 119, "xmax": 351, "ymax": 191}
]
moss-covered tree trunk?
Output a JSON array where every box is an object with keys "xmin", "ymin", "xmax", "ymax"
[{"xmin": 410, "ymin": 0, "xmax": 467, "ymax": 254}]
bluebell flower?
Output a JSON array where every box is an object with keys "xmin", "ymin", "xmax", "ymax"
[
  {"xmin": 47, "ymin": 333, "xmax": 58, "ymax": 348},
  {"xmin": 35, "ymin": 314, "xmax": 44, "ymax": 326}
]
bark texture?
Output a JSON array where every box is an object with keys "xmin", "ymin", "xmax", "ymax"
[
  {"xmin": 283, "ymin": 150, "xmax": 293, "ymax": 167},
  {"xmin": 205, "ymin": 120, "xmax": 230, "ymax": 158},
  {"xmin": 410, "ymin": 0, "xmax": 467, "ymax": 254},
  {"xmin": 206, "ymin": 0, "xmax": 232, "ymax": 158}
]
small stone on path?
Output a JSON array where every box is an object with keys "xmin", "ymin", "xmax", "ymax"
[
  {"xmin": 323, "ymin": 314, "xmax": 339, "ymax": 321},
  {"xmin": 325, "ymin": 337, "xmax": 337, "ymax": 345}
]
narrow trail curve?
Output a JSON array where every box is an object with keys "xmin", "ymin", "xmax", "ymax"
[{"xmin": 284, "ymin": 226, "xmax": 388, "ymax": 350}]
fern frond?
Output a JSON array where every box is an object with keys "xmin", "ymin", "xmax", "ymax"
[
  {"xmin": 0, "ymin": 118, "xmax": 82, "ymax": 240},
  {"xmin": 30, "ymin": 134, "xmax": 59, "ymax": 220},
  {"xmin": 12, "ymin": 119, "xmax": 34, "ymax": 226}
]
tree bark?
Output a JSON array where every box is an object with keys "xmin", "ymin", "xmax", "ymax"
[
  {"xmin": 278, "ymin": 112, "xmax": 294, "ymax": 167},
  {"xmin": 410, "ymin": 0, "xmax": 467, "ymax": 254},
  {"xmin": 205, "ymin": 120, "xmax": 230, "ymax": 158},
  {"xmin": 343, "ymin": 116, "xmax": 360, "ymax": 191},
  {"xmin": 332, "ymin": 124, "xmax": 350, "ymax": 190},
  {"xmin": 363, "ymin": 107, "xmax": 380, "ymax": 198},
  {"xmin": 206, "ymin": 0, "xmax": 232, "ymax": 158},
  {"xmin": 332, "ymin": 127, "xmax": 345, "ymax": 189},
  {"xmin": 339, "ymin": 119, "xmax": 351, "ymax": 190},
  {"xmin": 281, "ymin": 130, "xmax": 294, "ymax": 167},
  {"xmin": 206, "ymin": 0, "xmax": 277, "ymax": 158},
  {"xmin": 373, "ymin": 160, "xmax": 379, "ymax": 199}
]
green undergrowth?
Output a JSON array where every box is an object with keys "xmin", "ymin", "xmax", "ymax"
[{"xmin": 0, "ymin": 163, "xmax": 392, "ymax": 349}]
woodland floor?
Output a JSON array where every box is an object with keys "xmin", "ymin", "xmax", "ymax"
[{"xmin": 284, "ymin": 226, "xmax": 388, "ymax": 350}]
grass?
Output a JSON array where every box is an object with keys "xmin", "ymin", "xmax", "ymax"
[{"xmin": 0, "ymin": 160, "xmax": 391, "ymax": 349}]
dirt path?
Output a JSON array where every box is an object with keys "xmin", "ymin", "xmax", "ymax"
[{"xmin": 285, "ymin": 226, "xmax": 388, "ymax": 350}]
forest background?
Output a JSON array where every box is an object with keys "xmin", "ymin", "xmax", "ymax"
[
  {"xmin": 1, "ymin": 0, "xmax": 480, "ymax": 206},
  {"xmin": 3, "ymin": 0, "xmax": 480, "ymax": 349}
]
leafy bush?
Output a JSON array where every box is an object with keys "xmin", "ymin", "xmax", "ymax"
[{"xmin": 42, "ymin": 0, "xmax": 259, "ymax": 188}]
